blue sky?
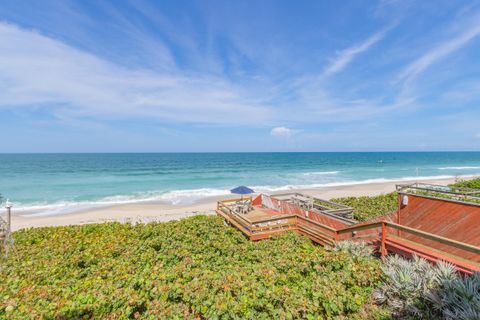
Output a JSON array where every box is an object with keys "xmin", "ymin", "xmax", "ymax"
[{"xmin": 1, "ymin": 0, "xmax": 480, "ymax": 152}]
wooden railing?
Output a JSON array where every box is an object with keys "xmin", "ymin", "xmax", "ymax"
[
  {"xmin": 271, "ymin": 193, "xmax": 354, "ymax": 217},
  {"xmin": 397, "ymin": 183, "xmax": 480, "ymax": 205},
  {"xmin": 335, "ymin": 221, "xmax": 480, "ymax": 262},
  {"xmin": 382, "ymin": 222, "xmax": 480, "ymax": 256},
  {"xmin": 217, "ymin": 199, "xmax": 297, "ymax": 239},
  {"xmin": 217, "ymin": 196, "xmax": 480, "ymax": 272},
  {"xmin": 218, "ymin": 198, "xmax": 480, "ymax": 257},
  {"xmin": 217, "ymin": 200, "xmax": 253, "ymax": 234},
  {"xmin": 296, "ymin": 215, "xmax": 480, "ymax": 264},
  {"xmin": 250, "ymin": 215, "xmax": 297, "ymax": 238},
  {"xmin": 296, "ymin": 216, "xmax": 337, "ymax": 246}
]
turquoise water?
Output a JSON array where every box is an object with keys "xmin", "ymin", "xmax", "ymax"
[{"xmin": 1, "ymin": 152, "xmax": 480, "ymax": 215}]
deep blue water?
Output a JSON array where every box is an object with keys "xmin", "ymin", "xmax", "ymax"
[{"xmin": 1, "ymin": 152, "xmax": 480, "ymax": 215}]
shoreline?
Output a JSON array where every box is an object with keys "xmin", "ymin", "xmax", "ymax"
[
  {"xmin": 10, "ymin": 175, "xmax": 476, "ymax": 231},
  {"xmin": 13, "ymin": 173, "xmax": 480, "ymax": 215}
]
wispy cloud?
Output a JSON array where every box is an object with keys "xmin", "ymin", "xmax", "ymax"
[
  {"xmin": 0, "ymin": 21, "xmax": 402, "ymax": 130},
  {"xmin": 0, "ymin": 22, "xmax": 272, "ymax": 126},
  {"xmin": 398, "ymin": 16, "xmax": 480, "ymax": 85},
  {"xmin": 322, "ymin": 29, "xmax": 388, "ymax": 77}
]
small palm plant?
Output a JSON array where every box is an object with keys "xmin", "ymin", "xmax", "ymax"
[
  {"xmin": 333, "ymin": 240, "xmax": 374, "ymax": 258},
  {"xmin": 373, "ymin": 255, "xmax": 457, "ymax": 318},
  {"xmin": 426, "ymin": 272, "xmax": 480, "ymax": 320}
]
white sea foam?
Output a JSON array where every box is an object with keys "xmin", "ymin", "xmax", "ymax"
[
  {"xmin": 17, "ymin": 188, "xmax": 231, "ymax": 217},
  {"xmin": 251, "ymin": 174, "xmax": 462, "ymax": 193},
  {"xmin": 303, "ymin": 171, "xmax": 339, "ymax": 176},
  {"xmin": 437, "ymin": 166, "xmax": 480, "ymax": 170},
  {"xmin": 15, "ymin": 174, "xmax": 479, "ymax": 217},
  {"xmin": 156, "ymin": 188, "xmax": 230, "ymax": 205}
]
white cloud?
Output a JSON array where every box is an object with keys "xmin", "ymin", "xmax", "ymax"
[
  {"xmin": 0, "ymin": 22, "xmax": 272, "ymax": 126},
  {"xmin": 270, "ymin": 126, "xmax": 294, "ymax": 137},
  {"xmin": 476, "ymin": 133, "xmax": 480, "ymax": 139},
  {"xmin": 322, "ymin": 29, "xmax": 388, "ymax": 77},
  {"xmin": 0, "ymin": 21, "xmax": 395, "ymax": 129},
  {"xmin": 398, "ymin": 18, "xmax": 480, "ymax": 85}
]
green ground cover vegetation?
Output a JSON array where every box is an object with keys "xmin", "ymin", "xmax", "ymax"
[
  {"xmin": 332, "ymin": 193, "xmax": 398, "ymax": 221},
  {"xmin": 0, "ymin": 216, "xmax": 387, "ymax": 319},
  {"xmin": 450, "ymin": 178, "xmax": 480, "ymax": 190},
  {"xmin": 3, "ymin": 179, "xmax": 480, "ymax": 319}
]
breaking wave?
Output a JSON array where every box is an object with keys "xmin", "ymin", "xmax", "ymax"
[
  {"xmin": 15, "ymin": 174, "xmax": 479, "ymax": 217},
  {"xmin": 437, "ymin": 166, "xmax": 480, "ymax": 170},
  {"xmin": 303, "ymin": 171, "xmax": 339, "ymax": 176}
]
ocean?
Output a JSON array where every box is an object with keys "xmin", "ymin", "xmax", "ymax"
[{"xmin": 1, "ymin": 152, "xmax": 480, "ymax": 216}]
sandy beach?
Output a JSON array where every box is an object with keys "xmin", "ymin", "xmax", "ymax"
[{"xmin": 10, "ymin": 176, "xmax": 472, "ymax": 231}]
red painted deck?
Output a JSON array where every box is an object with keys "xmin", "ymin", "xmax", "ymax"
[
  {"xmin": 217, "ymin": 189, "xmax": 480, "ymax": 274},
  {"xmin": 397, "ymin": 193, "xmax": 480, "ymax": 262}
]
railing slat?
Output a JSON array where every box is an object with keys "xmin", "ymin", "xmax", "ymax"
[
  {"xmin": 217, "ymin": 196, "xmax": 480, "ymax": 268},
  {"xmin": 386, "ymin": 222, "xmax": 480, "ymax": 255}
]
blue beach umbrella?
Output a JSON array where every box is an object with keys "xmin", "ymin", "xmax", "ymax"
[{"xmin": 230, "ymin": 186, "xmax": 255, "ymax": 199}]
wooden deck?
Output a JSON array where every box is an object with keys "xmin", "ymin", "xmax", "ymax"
[
  {"xmin": 216, "ymin": 198, "xmax": 297, "ymax": 240},
  {"xmin": 241, "ymin": 206, "xmax": 289, "ymax": 223},
  {"xmin": 217, "ymin": 188, "xmax": 480, "ymax": 274}
]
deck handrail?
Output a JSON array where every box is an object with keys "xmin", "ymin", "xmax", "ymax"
[
  {"xmin": 296, "ymin": 215, "xmax": 338, "ymax": 233},
  {"xmin": 397, "ymin": 182, "xmax": 480, "ymax": 194},
  {"xmin": 219, "ymin": 197, "xmax": 253, "ymax": 203},
  {"xmin": 403, "ymin": 187, "xmax": 480, "ymax": 199},
  {"xmin": 217, "ymin": 201, "xmax": 299, "ymax": 236},
  {"xmin": 217, "ymin": 202, "xmax": 253, "ymax": 230},
  {"xmin": 219, "ymin": 199, "xmax": 480, "ymax": 256},
  {"xmin": 397, "ymin": 183, "xmax": 480, "ymax": 201},
  {"xmin": 271, "ymin": 193, "xmax": 354, "ymax": 215},
  {"xmin": 217, "ymin": 196, "xmax": 480, "ymax": 272},
  {"xmin": 336, "ymin": 221, "xmax": 383, "ymax": 234},
  {"xmin": 335, "ymin": 220, "xmax": 480, "ymax": 256},
  {"xmin": 250, "ymin": 214, "xmax": 297, "ymax": 224},
  {"xmin": 250, "ymin": 216, "xmax": 298, "ymax": 234},
  {"xmin": 383, "ymin": 222, "xmax": 480, "ymax": 255}
]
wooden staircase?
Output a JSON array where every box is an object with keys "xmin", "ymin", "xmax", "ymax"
[{"xmin": 218, "ymin": 190, "xmax": 480, "ymax": 275}]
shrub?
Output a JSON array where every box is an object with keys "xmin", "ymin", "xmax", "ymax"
[
  {"xmin": 449, "ymin": 178, "xmax": 480, "ymax": 198},
  {"xmin": 333, "ymin": 240, "xmax": 374, "ymax": 258},
  {"xmin": 0, "ymin": 215, "xmax": 386, "ymax": 319},
  {"xmin": 426, "ymin": 272, "xmax": 480, "ymax": 320},
  {"xmin": 332, "ymin": 192, "xmax": 398, "ymax": 221},
  {"xmin": 373, "ymin": 255, "xmax": 456, "ymax": 318},
  {"xmin": 450, "ymin": 178, "xmax": 480, "ymax": 190}
]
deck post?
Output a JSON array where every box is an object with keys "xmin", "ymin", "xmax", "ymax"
[
  {"xmin": 381, "ymin": 222, "xmax": 387, "ymax": 257},
  {"xmin": 6, "ymin": 205, "xmax": 11, "ymax": 236},
  {"xmin": 397, "ymin": 194, "xmax": 401, "ymax": 237},
  {"xmin": 4, "ymin": 200, "xmax": 12, "ymax": 256}
]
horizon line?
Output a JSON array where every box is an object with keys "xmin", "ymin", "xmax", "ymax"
[{"xmin": 1, "ymin": 150, "xmax": 480, "ymax": 155}]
